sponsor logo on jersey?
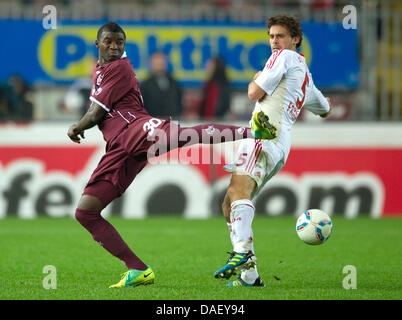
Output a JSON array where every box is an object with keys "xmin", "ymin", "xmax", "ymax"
[
  {"xmin": 237, "ymin": 127, "xmax": 246, "ymax": 134},
  {"xmin": 205, "ymin": 126, "xmax": 216, "ymax": 135}
]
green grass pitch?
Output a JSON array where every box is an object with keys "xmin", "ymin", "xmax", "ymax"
[{"xmin": 0, "ymin": 216, "xmax": 401, "ymax": 300}]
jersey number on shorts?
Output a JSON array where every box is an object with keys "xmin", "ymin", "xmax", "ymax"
[
  {"xmin": 143, "ymin": 118, "xmax": 163, "ymax": 136},
  {"xmin": 236, "ymin": 153, "xmax": 248, "ymax": 166}
]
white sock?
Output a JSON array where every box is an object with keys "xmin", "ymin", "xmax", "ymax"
[
  {"xmin": 239, "ymin": 225, "xmax": 259, "ymax": 284},
  {"xmin": 241, "ymin": 266, "xmax": 259, "ymax": 284},
  {"xmin": 230, "ymin": 199, "xmax": 255, "ymax": 253},
  {"xmin": 228, "ymin": 200, "xmax": 260, "ymax": 284}
]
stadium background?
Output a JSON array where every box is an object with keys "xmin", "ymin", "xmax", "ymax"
[{"xmin": 0, "ymin": 0, "xmax": 401, "ymax": 220}]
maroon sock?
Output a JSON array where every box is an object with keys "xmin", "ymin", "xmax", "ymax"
[
  {"xmin": 173, "ymin": 123, "xmax": 252, "ymax": 148},
  {"xmin": 75, "ymin": 209, "xmax": 147, "ymax": 270},
  {"xmin": 200, "ymin": 123, "xmax": 252, "ymax": 142}
]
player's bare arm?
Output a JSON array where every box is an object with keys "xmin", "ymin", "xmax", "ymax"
[
  {"xmin": 248, "ymin": 71, "xmax": 266, "ymax": 101},
  {"xmin": 67, "ymin": 102, "xmax": 106, "ymax": 143}
]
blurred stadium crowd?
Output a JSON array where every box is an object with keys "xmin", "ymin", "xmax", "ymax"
[
  {"xmin": 0, "ymin": 0, "xmax": 400, "ymax": 122},
  {"xmin": 0, "ymin": 0, "xmax": 357, "ymax": 21}
]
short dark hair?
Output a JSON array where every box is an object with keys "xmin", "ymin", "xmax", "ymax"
[
  {"xmin": 97, "ymin": 21, "xmax": 126, "ymax": 41},
  {"xmin": 267, "ymin": 14, "xmax": 303, "ymax": 49}
]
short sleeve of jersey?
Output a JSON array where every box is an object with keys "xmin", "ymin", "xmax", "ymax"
[
  {"xmin": 90, "ymin": 62, "xmax": 131, "ymax": 112},
  {"xmin": 254, "ymin": 49, "xmax": 288, "ymax": 96}
]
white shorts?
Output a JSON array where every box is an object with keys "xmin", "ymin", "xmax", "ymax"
[{"xmin": 223, "ymin": 138, "xmax": 287, "ymax": 198}]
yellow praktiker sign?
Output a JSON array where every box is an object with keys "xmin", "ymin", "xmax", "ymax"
[{"xmin": 38, "ymin": 25, "xmax": 311, "ymax": 84}]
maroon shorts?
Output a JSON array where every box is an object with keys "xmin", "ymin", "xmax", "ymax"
[{"xmin": 83, "ymin": 116, "xmax": 172, "ymax": 206}]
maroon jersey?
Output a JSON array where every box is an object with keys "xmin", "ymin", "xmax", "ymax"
[{"xmin": 89, "ymin": 56, "xmax": 150, "ymax": 142}]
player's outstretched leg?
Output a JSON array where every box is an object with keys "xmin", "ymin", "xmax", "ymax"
[
  {"xmin": 109, "ymin": 265, "xmax": 155, "ymax": 288},
  {"xmin": 169, "ymin": 123, "xmax": 252, "ymax": 149}
]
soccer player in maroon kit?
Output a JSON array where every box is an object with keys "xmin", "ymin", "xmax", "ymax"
[{"xmin": 67, "ymin": 22, "xmax": 252, "ymax": 288}]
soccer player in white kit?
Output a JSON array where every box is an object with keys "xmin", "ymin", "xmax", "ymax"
[{"xmin": 214, "ymin": 14, "xmax": 332, "ymax": 287}]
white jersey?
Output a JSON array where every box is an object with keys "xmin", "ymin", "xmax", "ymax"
[
  {"xmin": 224, "ymin": 49, "xmax": 330, "ymax": 195},
  {"xmin": 253, "ymin": 49, "xmax": 330, "ymax": 154}
]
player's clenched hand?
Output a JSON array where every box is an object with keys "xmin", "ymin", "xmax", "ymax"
[
  {"xmin": 67, "ymin": 124, "xmax": 85, "ymax": 144},
  {"xmin": 320, "ymin": 97, "xmax": 332, "ymax": 118}
]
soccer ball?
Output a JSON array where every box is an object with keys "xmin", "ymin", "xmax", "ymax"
[{"xmin": 296, "ymin": 209, "xmax": 333, "ymax": 245}]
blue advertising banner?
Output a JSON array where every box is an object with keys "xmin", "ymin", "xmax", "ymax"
[{"xmin": 0, "ymin": 20, "xmax": 359, "ymax": 89}]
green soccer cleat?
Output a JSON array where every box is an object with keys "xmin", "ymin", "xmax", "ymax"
[
  {"xmin": 214, "ymin": 251, "xmax": 257, "ymax": 280},
  {"xmin": 226, "ymin": 276, "xmax": 266, "ymax": 287},
  {"xmin": 251, "ymin": 111, "xmax": 277, "ymax": 139},
  {"xmin": 109, "ymin": 265, "xmax": 155, "ymax": 288}
]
